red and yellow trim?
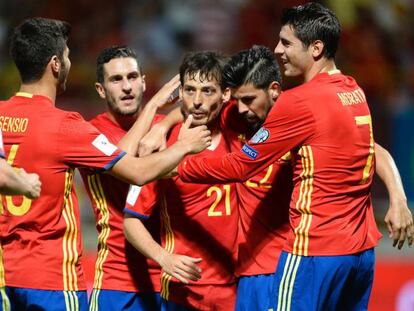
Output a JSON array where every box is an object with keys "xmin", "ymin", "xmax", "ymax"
[
  {"xmin": 87, "ymin": 174, "xmax": 111, "ymax": 311},
  {"xmin": 15, "ymin": 92, "xmax": 33, "ymax": 98},
  {"xmin": 292, "ymin": 146, "xmax": 314, "ymax": 256},
  {"xmin": 62, "ymin": 169, "xmax": 79, "ymax": 291},
  {"xmin": 160, "ymin": 195, "xmax": 174, "ymax": 300},
  {"xmin": 0, "ymin": 245, "xmax": 5, "ymax": 288}
]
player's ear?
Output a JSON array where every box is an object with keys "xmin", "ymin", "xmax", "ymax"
[
  {"xmin": 95, "ymin": 82, "xmax": 106, "ymax": 99},
  {"xmin": 268, "ymin": 81, "xmax": 282, "ymax": 100},
  {"xmin": 141, "ymin": 74, "xmax": 146, "ymax": 93},
  {"xmin": 311, "ymin": 40, "xmax": 324, "ymax": 59},
  {"xmin": 179, "ymin": 86, "xmax": 183, "ymax": 100},
  {"xmin": 223, "ymin": 87, "xmax": 231, "ymax": 103},
  {"xmin": 50, "ymin": 55, "xmax": 60, "ymax": 77}
]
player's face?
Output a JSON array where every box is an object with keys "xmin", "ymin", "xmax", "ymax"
[
  {"xmin": 231, "ymin": 82, "xmax": 277, "ymax": 129},
  {"xmin": 99, "ymin": 57, "xmax": 145, "ymax": 116},
  {"xmin": 274, "ymin": 25, "xmax": 313, "ymax": 78},
  {"xmin": 180, "ymin": 72, "xmax": 224, "ymax": 127},
  {"xmin": 57, "ymin": 46, "xmax": 71, "ymax": 94}
]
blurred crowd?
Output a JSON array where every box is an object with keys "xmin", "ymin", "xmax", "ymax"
[{"xmin": 0, "ymin": 0, "xmax": 413, "ymax": 203}]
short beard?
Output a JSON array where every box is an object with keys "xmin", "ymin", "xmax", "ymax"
[
  {"xmin": 57, "ymin": 67, "xmax": 68, "ymax": 95},
  {"xmin": 107, "ymin": 93, "xmax": 142, "ymax": 116},
  {"xmin": 249, "ymin": 120, "xmax": 263, "ymax": 133}
]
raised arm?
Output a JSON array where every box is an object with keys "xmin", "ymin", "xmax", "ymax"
[
  {"xmin": 138, "ymin": 106, "xmax": 184, "ymax": 156},
  {"xmin": 109, "ymin": 115, "xmax": 211, "ymax": 185},
  {"xmin": 118, "ymin": 75, "xmax": 181, "ymax": 155},
  {"xmin": 375, "ymin": 143, "xmax": 413, "ymax": 249}
]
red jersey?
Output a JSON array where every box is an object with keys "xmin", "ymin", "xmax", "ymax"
[
  {"xmin": 220, "ymin": 102, "xmax": 292, "ymax": 276},
  {"xmin": 0, "ymin": 93, "xmax": 125, "ymax": 290},
  {"xmin": 79, "ymin": 113, "xmax": 162, "ymax": 292},
  {"xmin": 179, "ymin": 71, "xmax": 382, "ymax": 257},
  {"xmin": 125, "ymin": 123, "xmax": 238, "ymax": 310}
]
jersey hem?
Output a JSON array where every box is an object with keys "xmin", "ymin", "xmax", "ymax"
[
  {"xmin": 101, "ymin": 151, "xmax": 126, "ymax": 171},
  {"xmin": 123, "ymin": 208, "xmax": 150, "ymax": 220}
]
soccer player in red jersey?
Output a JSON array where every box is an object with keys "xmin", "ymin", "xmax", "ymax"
[
  {"xmin": 177, "ymin": 3, "xmax": 413, "ymax": 310},
  {"xmin": 139, "ymin": 45, "xmax": 411, "ymax": 311},
  {"xmin": 0, "ymin": 18, "xmax": 209, "ymax": 310},
  {"xmin": 124, "ymin": 52, "xmax": 239, "ymax": 311},
  {"xmin": 79, "ymin": 46, "xmax": 178, "ymax": 310}
]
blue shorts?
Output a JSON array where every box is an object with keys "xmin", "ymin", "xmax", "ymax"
[
  {"xmin": 89, "ymin": 289, "xmax": 161, "ymax": 311},
  {"xmin": 271, "ymin": 249, "xmax": 375, "ymax": 311},
  {"xmin": 161, "ymin": 298, "xmax": 194, "ymax": 311},
  {"xmin": 1, "ymin": 287, "xmax": 88, "ymax": 311},
  {"xmin": 235, "ymin": 273, "xmax": 276, "ymax": 311}
]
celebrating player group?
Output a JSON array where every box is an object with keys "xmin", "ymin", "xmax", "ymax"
[{"xmin": 0, "ymin": 2, "xmax": 413, "ymax": 311}]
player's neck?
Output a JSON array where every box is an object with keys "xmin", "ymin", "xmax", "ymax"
[
  {"xmin": 207, "ymin": 121, "xmax": 222, "ymax": 151},
  {"xmin": 19, "ymin": 80, "xmax": 57, "ymax": 104},
  {"xmin": 107, "ymin": 111, "xmax": 138, "ymax": 131},
  {"xmin": 303, "ymin": 59, "xmax": 337, "ymax": 83}
]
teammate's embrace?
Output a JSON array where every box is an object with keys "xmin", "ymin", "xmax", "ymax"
[
  {"xmin": 177, "ymin": 3, "xmax": 408, "ymax": 310},
  {"xmin": 0, "ymin": 18, "xmax": 209, "ymax": 310}
]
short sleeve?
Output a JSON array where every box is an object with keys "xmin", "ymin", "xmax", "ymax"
[
  {"xmin": 58, "ymin": 112, "xmax": 125, "ymax": 171},
  {"xmin": 124, "ymin": 181, "xmax": 160, "ymax": 220}
]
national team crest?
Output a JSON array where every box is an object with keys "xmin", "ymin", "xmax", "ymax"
[{"xmin": 250, "ymin": 127, "xmax": 270, "ymax": 144}]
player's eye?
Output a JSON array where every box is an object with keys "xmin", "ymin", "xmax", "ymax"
[
  {"xmin": 203, "ymin": 88, "xmax": 215, "ymax": 95},
  {"xmin": 128, "ymin": 72, "xmax": 139, "ymax": 80},
  {"xmin": 242, "ymin": 97, "xmax": 254, "ymax": 105},
  {"xmin": 110, "ymin": 76, "xmax": 122, "ymax": 82}
]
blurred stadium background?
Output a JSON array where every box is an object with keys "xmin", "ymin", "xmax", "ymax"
[{"xmin": 0, "ymin": 0, "xmax": 413, "ymax": 310}]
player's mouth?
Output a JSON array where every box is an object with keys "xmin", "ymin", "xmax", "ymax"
[
  {"xmin": 121, "ymin": 95, "xmax": 135, "ymax": 104},
  {"xmin": 190, "ymin": 109, "xmax": 207, "ymax": 119},
  {"xmin": 280, "ymin": 58, "xmax": 289, "ymax": 66}
]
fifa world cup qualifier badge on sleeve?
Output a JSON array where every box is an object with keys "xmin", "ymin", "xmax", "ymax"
[
  {"xmin": 92, "ymin": 134, "xmax": 117, "ymax": 156},
  {"xmin": 250, "ymin": 127, "xmax": 270, "ymax": 143},
  {"xmin": 241, "ymin": 127, "xmax": 270, "ymax": 160}
]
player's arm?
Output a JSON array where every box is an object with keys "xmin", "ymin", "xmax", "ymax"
[
  {"xmin": 123, "ymin": 214, "xmax": 202, "ymax": 284},
  {"xmin": 178, "ymin": 97, "xmax": 315, "ymax": 184},
  {"xmin": 375, "ymin": 143, "xmax": 413, "ymax": 249},
  {"xmin": 138, "ymin": 106, "xmax": 184, "ymax": 156},
  {"xmin": 0, "ymin": 159, "xmax": 41, "ymax": 199},
  {"xmin": 118, "ymin": 75, "xmax": 180, "ymax": 156},
  {"xmin": 109, "ymin": 115, "xmax": 211, "ymax": 185}
]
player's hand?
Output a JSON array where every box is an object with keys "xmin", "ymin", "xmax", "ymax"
[
  {"xmin": 384, "ymin": 197, "xmax": 414, "ymax": 249},
  {"xmin": 20, "ymin": 169, "xmax": 41, "ymax": 199},
  {"xmin": 138, "ymin": 123, "xmax": 168, "ymax": 157},
  {"xmin": 177, "ymin": 115, "xmax": 211, "ymax": 154},
  {"xmin": 146, "ymin": 74, "xmax": 180, "ymax": 110},
  {"xmin": 159, "ymin": 252, "xmax": 202, "ymax": 284}
]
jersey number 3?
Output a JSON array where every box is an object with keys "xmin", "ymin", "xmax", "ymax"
[{"xmin": 0, "ymin": 144, "xmax": 33, "ymax": 216}]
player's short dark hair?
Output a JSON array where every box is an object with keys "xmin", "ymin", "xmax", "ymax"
[
  {"xmin": 179, "ymin": 51, "xmax": 228, "ymax": 90},
  {"xmin": 10, "ymin": 17, "xmax": 71, "ymax": 83},
  {"xmin": 222, "ymin": 45, "xmax": 281, "ymax": 90},
  {"xmin": 281, "ymin": 2, "xmax": 341, "ymax": 59},
  {"xmin": 96, "ymin": 45, "xmax": 141, "ymax": 83}
]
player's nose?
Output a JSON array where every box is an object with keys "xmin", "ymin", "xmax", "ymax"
[
  {"xmin": 274, "ymin": 40, "xmax": 283, "ymax": 56},
  {"xmin": 238, "ymin": 102, "xmax": 249, "ymax": 114}
]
